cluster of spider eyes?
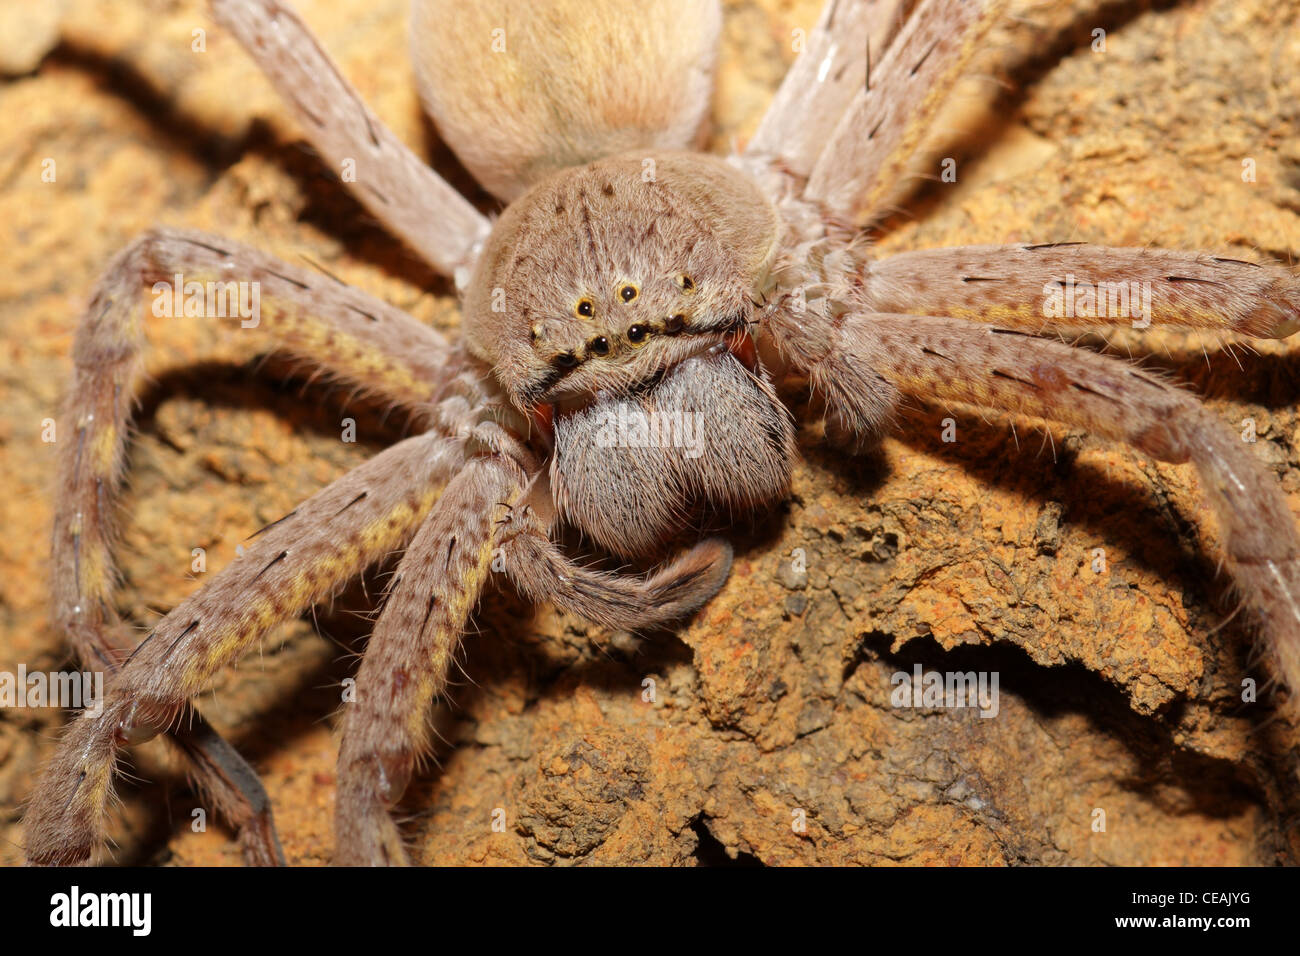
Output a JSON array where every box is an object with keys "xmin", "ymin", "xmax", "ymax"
[{"xmin": 552, "ymin": 273, "xmax": 695, "ymax": 368}]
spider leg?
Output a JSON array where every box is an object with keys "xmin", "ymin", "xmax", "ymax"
[
  {"xmin": 209, "ymin": 0, "xmax": 491, "ymax": 282},
  {"xmin": 775, "ymin": 308, "xmax": 1300, "ymax": 715},
  {"xmin": 58, "ymin": 224, "xmax": 473, "ymax": 684},
  {"xmin": 863, "ymin": 244, "xmax": 1300, "ymax": 337},
  {"xmin": 335, "ymin": 430, "xmax": 735, "ymax": 864},
  {"xmin": 334, "ymin": 449, "xmax": 522, "ymax": 865},
  {"xmin": 746, "ymin": 0, "xmax": 908, "ymax": 180},
  {"xmin": 49, "ymin": 226, "xmax": 477, "ymax": 863},
  {"xmin": 172, "ymin": 705, "xmax": 285, "ymax": 866},
  {"xmin": 502, "ymin": 511, "xmax": 733, "ymax": 632},
  {"xmin": 27, "ymin": 430, "xmax": 464, "ymax": 865},
  {"xmin": 802, "ymin": 0, "xmax": 1005, "ymax": 225}
]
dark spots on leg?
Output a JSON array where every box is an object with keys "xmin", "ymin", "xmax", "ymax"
[
  {"xmin": 361, "ymin": 182, "xmax": 390, "ymax": 206},
  {"xmin": 360, "ymin": 113, "xmax": 380, "ymax": 151},
  {"xmin": 60, "ymin": 771, "xmax": 87, "ymax": 816},
  {"xmin": 180, "ymin": 237, "xmax": 233, "ymax": 258},
  {"xmin": 420, "ymin": 593, "xmax": 437, "ymax": 636},
  {"xmin": 334, "ymin": 491, "xmax": 368, "ymax": 516},
  {"xmin": 286, "ymin": 92, "xmax": 323, "ymax": 129},
  {"xmin": 911, "ymin": 37, "xmax": 940, "ymax": 76},
  {"xmin": 1023, "ymin": 241, "xmax": 1086, "ymax": 251},
  {"xmin": 124, "ymin": 631, "xmax": 156, "ymax": 667},
  {"xmin": 1165, "ymin": 275, "xmax": 1225, "ymax": 287},
  {"xmin": 298, "ymin": 254, "xmax": 347, "ymax": 285},
  {"xmin": 1070, "ymin": 381, "xmax": 1118, "ymax": 402},
  {"xmin": 265, "ymin": 269, "xmax": 310, "ymax": 292},
  {"xmin": 1127, "ymin": 369, "xmax": 1170, "ymax": 392},
  {"xmin": 254, "ymin": 550, "xmax": 289, "ymax": 581},
  {"xmin": 391, "ymin": 667, "xmax": 410, "ymax": 694},
  {"xmin": 991, "ymin": 368, "xmax": 1040, "ymax": 390},
  {"xmin": 162, "ymin": 619, "xmax": 201, "ymax": 662},
  {"xmin": 248, "ymin": 509, "xmax": 298, "ymax": 540}
]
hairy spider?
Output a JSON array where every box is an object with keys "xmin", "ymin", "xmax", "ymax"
[{"xmin": 23, "ymin": 0, "xmax": 1300, "ymax": 866}]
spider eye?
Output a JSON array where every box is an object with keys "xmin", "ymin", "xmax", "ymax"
[
  {"xmin": 554, "ymin": 351, "xmax": 578, "ymax": 368},
  {"xmin": 627, "ymin": 324, "xmax": 649, "ymax": 344},
  {"xmin": 575, "ymin": 299, "xmax": 594, "ymax": 318},
  {"xmin": 664, "ymin": 314, "xmax": 685, "ymax": 334},
  {"xmin": 619, "ymin": 284, "xmax": 638, "ymax": 303},
  {"xmin": 676, "ymin": 274, "xmax": 695, "ymax": 292},
  {"xmin": 589, "ymin": 336, "xmax": 610, "ymax": 356}
]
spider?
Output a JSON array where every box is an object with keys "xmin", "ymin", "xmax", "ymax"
[{"xmin": 23, "ymin": 0, "xmax": 1300, "ymax": 866}]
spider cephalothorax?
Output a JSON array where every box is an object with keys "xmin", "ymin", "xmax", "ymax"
[
  {"xmin": 23, "ymin": 0, "xmax": 1300, "ymax": 867},
  {"xmin": 464, "ymin": 151, "xmax": 794, "ymax": 556},
  {"xmin": 464, "ymin": 152, "xmax": 779, "ymax": 395}
]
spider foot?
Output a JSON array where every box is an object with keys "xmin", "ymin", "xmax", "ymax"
[
  {"xmin": 335, "ymin": 747, "xmax": 416, "ymax": 867},
  {"xmin": 25, "ymin": 701, "xmax": 128, "ymax": 866}
]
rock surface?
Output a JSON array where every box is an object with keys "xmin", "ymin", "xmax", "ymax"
[{"xmin": 0, "ymin": 0, "xmax": 1298, "ymax": 865}]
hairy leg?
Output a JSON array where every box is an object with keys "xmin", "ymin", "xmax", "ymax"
[
  {"xmin": 334, "ymin": 448, "xmax": 526, "ymax": 865},
  {"xmin": 863, "ymin": 244, "xmax": 1300, "ymax": 336},
  {"xmin": 503, "ymin": 513, "xmax": 734, "ymax": 632},
  {"xmin": 50, "ymin": 226, "xmax": 473, "ymax": 862},
  {"xmin": 58, "ymin": 224, "xmax": 470, "ymax": 668},
  {"xmin": 334, "ymin": 418, "xmax": 737, "ymax": 863},
  {"xmin": 210, "ymin": 0, "xmax": 491, "ymax": 281},
  {"xmin": 172, "ymin": 706, "xmax": 285, "ymax": 865},
  {"xmin": 28, "ymin": 430, "xmax": 465, "ymax": 865},
  {"xmin": 803, "ymin": 0, "xmax": 1005, "ymax": 224},
  {"xmin": 774, "ymin": 307, "xmax": 1300, "ymax": 713},
  {"xmin": 746, "ymin": 0, "xmax": 907, "ymax": 180}
]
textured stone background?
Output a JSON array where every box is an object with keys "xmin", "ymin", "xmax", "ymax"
[{"xmin": 1, "ymin": 0, "xmax": 1299, "ymax": 865}]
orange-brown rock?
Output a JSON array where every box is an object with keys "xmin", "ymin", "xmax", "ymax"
[{"xmin": 1, "ymin": 0, "xmax": 1297, "ymax": 865}]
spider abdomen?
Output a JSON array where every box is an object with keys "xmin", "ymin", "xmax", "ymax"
[{"xmin": 411, "ymin": 0, "xmax": 723, "ymax": 202}]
